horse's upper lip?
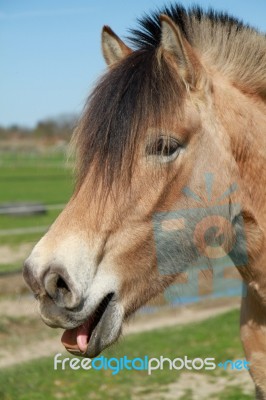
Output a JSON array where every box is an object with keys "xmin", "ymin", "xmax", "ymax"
[{"xmin": 61, "ymin": 292, "xmax": 123, "ymax": 358}]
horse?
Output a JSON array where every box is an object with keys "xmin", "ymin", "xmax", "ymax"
[{"xmin": 23, "ymin": 4, "xmax": 266, "ymax": 398}]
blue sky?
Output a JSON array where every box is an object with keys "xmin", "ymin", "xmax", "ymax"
[{"xmin": 1, "ymin": 0, "xmax": 265, "ymax": 127}]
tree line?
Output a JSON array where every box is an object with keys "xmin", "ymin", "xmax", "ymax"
[{"xmin": 0, "ymin": 114, "xmax": 78, "ymax": 141}]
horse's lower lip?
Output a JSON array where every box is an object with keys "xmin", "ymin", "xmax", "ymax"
[{"xmin": 61, "ymin": 292, "xmax": 122, "ymax": 357}]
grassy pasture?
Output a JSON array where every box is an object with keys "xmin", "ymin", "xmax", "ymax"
[
  {"xmin": 0, "ymin": 310, "xmax": 253, "ymax": 400},
  {"xmin": 0, "ymin": 152, "xmax": 73, "ymax": 204},
  {"xmin": 0, "ymin": 151, "xmax": 73, "ymax": 267}
]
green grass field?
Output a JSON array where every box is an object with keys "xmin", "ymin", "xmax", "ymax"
[
  {"xmin": 0, "ymin": 310, "xmax": 253, "ymax": 400},
  {"xmin": 0, "ymin": 152, "xmax": 73, "ymax": 204},
  {"xmin": 0, "ymin": 151, "xmax": 73, "ymax": 269}
]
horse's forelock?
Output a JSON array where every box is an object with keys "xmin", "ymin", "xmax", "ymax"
[{"xmin": 72, "ymin": 49, "xmax": 186, "ymax": 197}]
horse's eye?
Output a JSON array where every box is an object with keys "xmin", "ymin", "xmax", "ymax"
[{"xmin": 146, "ymin": 137, "xmax": 181, "ymax": 161}]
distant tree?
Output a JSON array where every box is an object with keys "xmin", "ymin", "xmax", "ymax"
[
  {"xmin": 0, "ymin": 113, "xmax": 78, "ymax": 143},
  {"xmin": 33, "ymin": 114, "xmax": 78, "ymax": 139}
]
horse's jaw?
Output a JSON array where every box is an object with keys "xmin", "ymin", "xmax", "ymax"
[{"xmin": 61, "ymin": 292, "xmax": 123, "ymax": 358}]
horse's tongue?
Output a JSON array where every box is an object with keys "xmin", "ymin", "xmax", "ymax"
[
  {"xmin": 76, "ymin": 323, "xmax": 90, "ymax": 353},
  {"xmin": 61, "ymin": 319, "xmax": 91, "ymax": 354}
]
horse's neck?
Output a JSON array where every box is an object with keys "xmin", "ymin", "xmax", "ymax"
[{"xmin": 215, "ymin": 81, "xmax": 266, "ymax": 221}]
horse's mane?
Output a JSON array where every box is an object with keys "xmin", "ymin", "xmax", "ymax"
[
  {"xmin": 129, "ymin": 4, "xmax": 266, "ymax": 99},
  {"xmin": 73, "ymin": 4, "xmax": 266, "ymax": 193}
]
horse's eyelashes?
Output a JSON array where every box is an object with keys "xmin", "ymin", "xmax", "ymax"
[{"xmin": 147, "ymin": 137, "xmax": 181, "ymax": 160}]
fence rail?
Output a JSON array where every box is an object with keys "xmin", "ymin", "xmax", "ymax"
[
  {"xmin": 0, "ymin": 203, "xmax": 65, "ymax": 237},
  {"xmin": 0, "ymin": 226, "xmax": 48, "ymax": 236},
  {"xmin": 0, "ymin": 203, "xmax": 65, "ymax": 216}
]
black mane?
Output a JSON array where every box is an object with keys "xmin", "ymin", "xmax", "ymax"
[{"xmin": 128, "ymin": 4, "xmax": 250, "ymax": 49}]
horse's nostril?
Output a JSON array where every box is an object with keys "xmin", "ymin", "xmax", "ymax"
[
  {"xmin": 56, "ymin": 276, "xmax": 70, "ymax": 291},
  {"xmin": 43, "ymin": 269, "xmax": 81, "ymax": 309}
]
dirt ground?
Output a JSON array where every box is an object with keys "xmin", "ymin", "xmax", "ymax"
[
  {"xmin": 132, "ymin": 371, "xmax": 254, "ymax": 399},
  {"xmin": 0, "ymin": 243, "xmax": 33, "ymax": 265}
]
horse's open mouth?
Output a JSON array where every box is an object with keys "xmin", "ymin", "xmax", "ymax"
[{"xmin": 61, "ymin": 292, "xmax": 120, "ymax": 358}]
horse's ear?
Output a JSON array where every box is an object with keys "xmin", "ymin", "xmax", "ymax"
[
  {"xmin": 160, "ymin": 14, "xmax": 202, "ymax": 86},
  {"xmin": 102, "ymin": 26, "xmax": 132, "ymax": 67}
]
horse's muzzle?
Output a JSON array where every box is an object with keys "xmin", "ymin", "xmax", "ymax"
[{"xmin": 23, "ymin": 260, "xmax": 82, "ymax": 310}]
